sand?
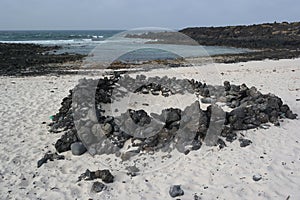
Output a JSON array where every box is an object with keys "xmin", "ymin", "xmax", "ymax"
[{"xmin": 0, "ymin": 58, "xmax": 299, "ymax": 200}]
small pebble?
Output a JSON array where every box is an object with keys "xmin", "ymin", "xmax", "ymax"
[
  {"xmin": 239, "ymin": 138, "xmax": 252, "ymax": 147},
  {"xmin": 169, "ymin": 185, "xmax": 184, "ymax": 198},
  {"xmin": 253, "ymin": 174, "xmax": 262, "ymax": 181}
]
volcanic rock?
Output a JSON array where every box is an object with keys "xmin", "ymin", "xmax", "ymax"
[
  {"xmin": 101, "ymin": 123, "xmax": 113, "ymax": 135},
  {"xmin": 70, "ymin": 142, "xmax": 87, "ymax": 156},
  {"xmin": 169, "ymin": 185, "xmax": 184, "ymax": 198},
  {"xmin": 161, "ymin": 108, "xmax": 181, "ymax": 128},
  {"xmin": 78, "ymin": 169, "xmax": 114, "ymax": 183},
  {"xmin": 49, "ymin": 76, "xmax": 297, "ymax": 159},
  {"xmin": 126, "ymin": 166, "xmax": 140, "ymax": 177},
  {"xmin": 285, "ymin": 110, "xmax": 297, "ymax": 119},
  {"xmin": 55, "ymin": 130, "xmax": 79, "ymax": 153},
  {"xmin": 91, "ymin": 181, "xmax": 107, "ymax": 193},
  {"xmin": 37, "ymin": 153, "xmax": 65, "ymax": 168},
  {"xmin": 95, "ymin": 169, "xmax": 114, "ymax": 183},
  {"xmin": 239, "ymin": 138, "xmax": 252, "ymax": 147},
  {"xmin": 217, "ymin": 138, "xmax": 227, "ymax": 149},
  {"xmin": 0, "ymin": 43, "xmax": 85, "ymax": 76},
  {"xmin": 253, "ymin": 174, "xmax": 262, "ymax": 181}
]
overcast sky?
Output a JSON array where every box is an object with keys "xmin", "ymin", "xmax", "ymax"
[{"xmin": 0, "ymin": 0, "xmax": 299, "ymax": 30}]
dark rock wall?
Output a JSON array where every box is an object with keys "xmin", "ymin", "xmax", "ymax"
[{"xmin": 180, "ymin": 22, "xmax": 300, "ymax": 49}]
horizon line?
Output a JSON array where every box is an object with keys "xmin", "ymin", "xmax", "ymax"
[{"xmin": 0, "ymin": 20, "xmax": 298, "ymax": 31}]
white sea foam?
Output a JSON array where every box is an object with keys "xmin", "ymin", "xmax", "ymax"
[
  {"xmin": 0, "ymin": 39, "xmax": 106, "ymax": 45},
  {"xmin": 92, "ymin": 35, "xmax": 104, "ymax": 39}
]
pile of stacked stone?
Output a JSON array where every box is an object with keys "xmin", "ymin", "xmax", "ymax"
[{"xmin": 48, "ymin": 73, "xmax": 297, "ymax": 158}]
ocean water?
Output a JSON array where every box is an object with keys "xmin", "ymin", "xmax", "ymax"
[
  {"xmin": 0, "ymin": 30, "xmax": 122, "ymax": 55},
  {"xmin": 0, "ymin": 30, "xmax": 249, "ymax": 61}
]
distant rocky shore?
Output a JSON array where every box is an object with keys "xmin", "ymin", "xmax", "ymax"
[
  {"xmin": 128, "ymin": 21, "xmax": 300, "ymax": 63},
  {"xmin": 0, "ymin": 43, "xmax": 85, "ymax": 76},
  {"xmin": 180, "ymin": 22, "xmax": 300, "ymax": 49},
  {"xmin": 181, "ymin": 22, "xmax": 300, "ymax": 63}
]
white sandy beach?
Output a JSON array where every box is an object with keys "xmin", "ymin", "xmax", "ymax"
[{"xmin": 0, "ymin": 58, "xmax": 299, "ymax": 200}]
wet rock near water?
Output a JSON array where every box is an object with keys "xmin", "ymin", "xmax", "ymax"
[{"xmin": 0, "ymin": 43, "xmax": 85, "ymax": 76}]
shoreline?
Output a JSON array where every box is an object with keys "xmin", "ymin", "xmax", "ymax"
[
  {"xmin": 1, "ymin": 22, "xmax": 300, "ymax": 77},
  {"xmin": 1, "ymin": 41, "xmax": 299, "ymax": 77}
]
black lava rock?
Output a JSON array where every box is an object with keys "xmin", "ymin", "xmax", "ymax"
[
  {"xmin": 221, "ymin": 126, "xmax": 237, "ymax": 142},
  {"xmin": 162, "ymin": 108, "xmax": 181, "ymax": 128},
  {"xmin": 285, "ymin": 110, "xmax": 297, "ymax": 119},
  {"xmin": 169, "ymin": 185, "xmax": 184, "ymax": 198},
  {"xmin": 239, "ymin": 138, "xmax": 252, "ymax": 147},
  {"xmin": 129, "ymin": 109, "xmax": 151, "ymax": 126},
  {"xmin": 55, "ymin": 130, "xmax": 79, "ymax": 153},
  {"xmin": 253, "ymin": 174, "xmax": 262, "ymax": 181},
  {"xmin": 191, "ymin": 139, "xmax": 202, "ymax": 150},
  {"xmin": 95, "ymin": 169, "xmax": 114, "ymax": 183},
  {"xmin": 217, "ymin": 138, "xmax": 227, "ymax": 149},
  {"xmin": 224, "ymin": 81, "xmax": 231, "ymax": 91},
  {"xmin": 78, "ymin": 169, "xmax": 114, "ymax": 183},
  {"xmin": 91, "ymin": 181, "xmax": 107, "ymax": 193},
  {"xmin": 0, "ymin": 43, "xmax": 85, "ymax": 76},
  {"xmin": 37, "ymin": 153, "xmax": 65, "ymax": 168}
]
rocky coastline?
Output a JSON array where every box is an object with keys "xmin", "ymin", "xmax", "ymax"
[
  {"xmin": 181, "ymin": 22, "xmax": 300, "ymax": 63},
  {"xmin": 180, "ymin": 22, "xmax": 300, "ymax": 49},
  {"xmin": 0, "ymin": 43, "xmax": 85, "ymax": 76},
  {"xmin": 1, "ymin": 22, "xmax": 300, "ymax": 77},
  {"xmin": 127, "ymin": 21, "xmax": 300, "ymax": 63}
]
